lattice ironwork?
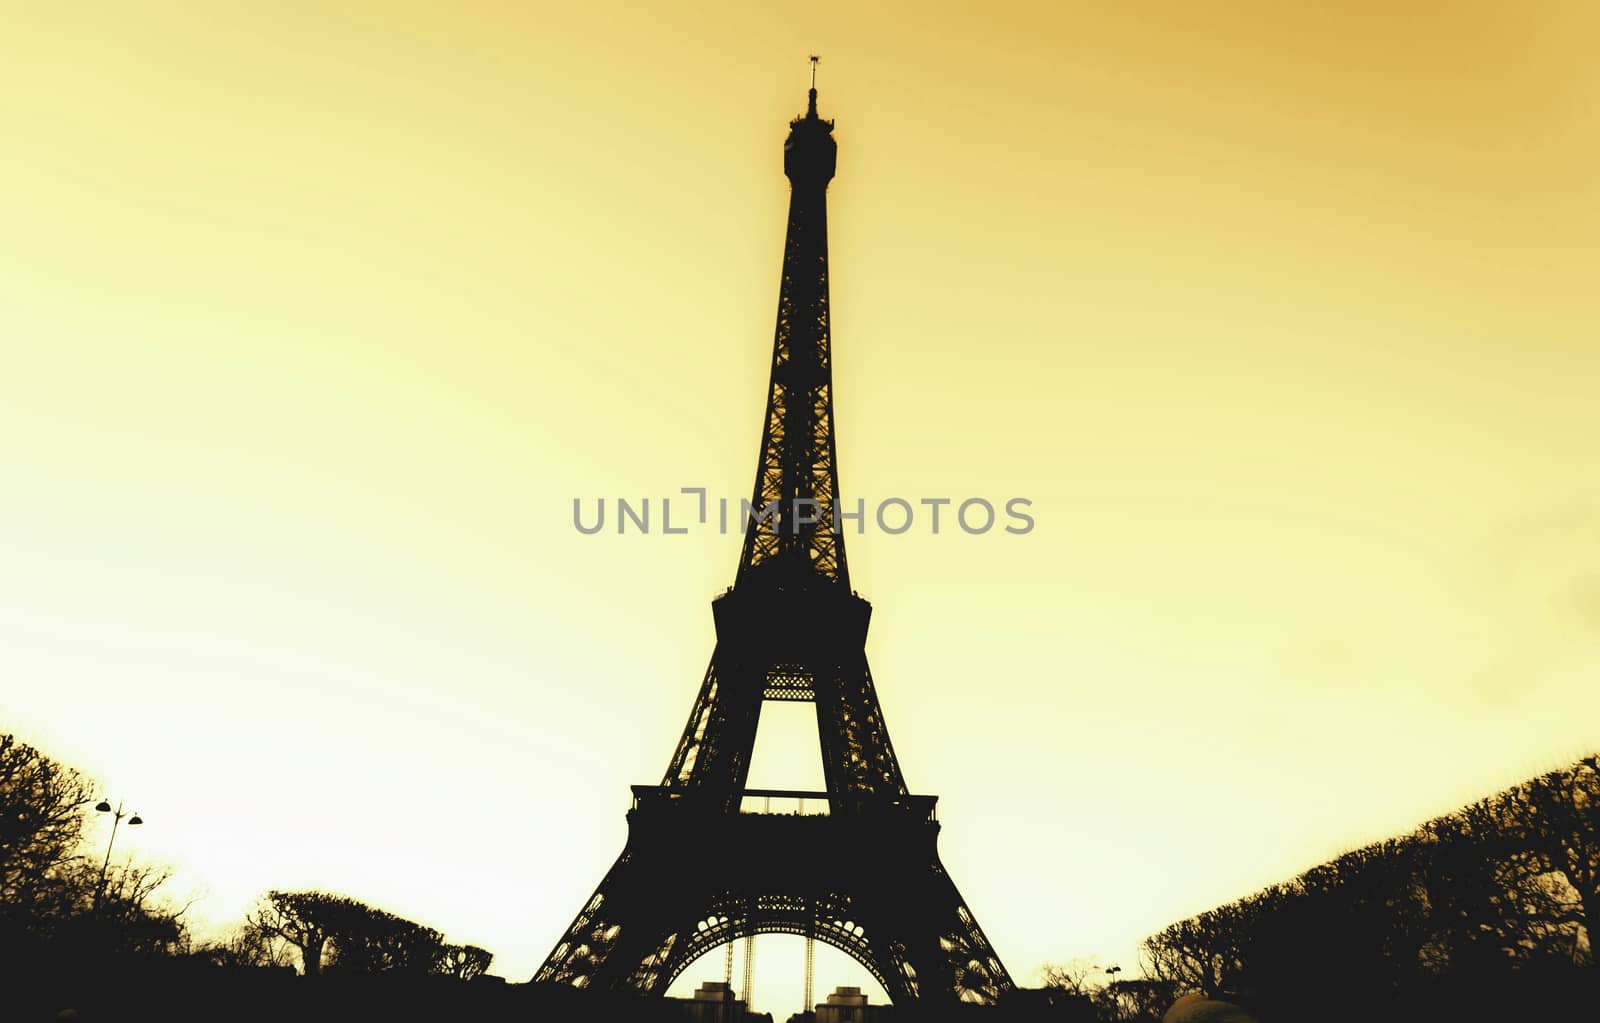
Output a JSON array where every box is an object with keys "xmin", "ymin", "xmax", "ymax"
[
  {"xmin": 661, "ymin": 890, "xmax": 890, "ymax": 996},
  {"xmin": 930, "ymin": 862, "xmax": 1012, "ymax": 1005},
  {"xmin": 741, "ymin": 934, "xmax": 755, "ymax": 1009},
  {"xmin": 533, "ymin": 813, "xmax": 1011, "ymax": 1004},
  {"xmin": 817, "ymin": 658, "xmax": 908, "ymax": 798},
  {"xmin": 662, "ymin": 661, "xmax": 724, "ymax": 788},
  {"xmin": 737, "ymin": 87, "xmax": 848, "ymax": 591},
  {"xmin": 532, "ymin": 81, "xmax": 1014, "ymax": 1009},
  {"xmin": 763, "ymin": 663, "xmax": 815, "ymax": 702},
  {"xmin": 537, "ymin": 855, "xmax": 632, "ymax": 989},
  {"xmin": 805, "ymin": 935, "xmax": 815, "ymax": 1013}
]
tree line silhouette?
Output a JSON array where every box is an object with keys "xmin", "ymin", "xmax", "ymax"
[
  {"xmin": 12, "ymin": 727, "xmax": 1599, "ymax": 1021},
  {"xmin": 1, "ymin": 731, "xmax": 493, "ymax": 1001},
  {"xmin": 227, "ymin": 889, "xmax": 493, "ymax": 978},
  {"xmin": 1, "ymin": 733, "xmax": 188, "ymax": 959},
  {"xmin": 1131, "ymin": 753, "xmax": 1598, "ymax": 1020}
]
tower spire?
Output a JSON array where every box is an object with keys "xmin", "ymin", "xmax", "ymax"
[
  {"xmin": 738, "ymin": 63, "xmax": 843, "ymax": 589},
  {"xmin": 808, "ymin": 54, "xmax": 820, "ymax": 118}
]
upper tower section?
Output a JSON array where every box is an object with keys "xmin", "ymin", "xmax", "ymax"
[
  {"xmin": 784, "ymin": 84, "xmax": 837, "ymax": 188},
  {"xmin": 736, "ymin": 63, "xmax": 850, "ymax": 593}
]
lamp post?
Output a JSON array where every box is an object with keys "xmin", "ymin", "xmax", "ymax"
[{"xmin": 93, "ymin": 798, "xmax": 142, "ymax": 911}]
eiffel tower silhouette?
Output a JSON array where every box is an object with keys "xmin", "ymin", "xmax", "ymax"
[{"xmin": 534, "ymin": 71, "xmax": 1014, "ymax": 1009}]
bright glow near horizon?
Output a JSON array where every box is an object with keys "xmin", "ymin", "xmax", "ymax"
[{"xmin": 3, "ymin": 1, "xmax": 1599, "ymax": 1015}]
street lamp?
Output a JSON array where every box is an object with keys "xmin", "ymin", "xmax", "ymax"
[{"xmin": 93, "ymin": 798, "xmax": 142, "ymax": 911}]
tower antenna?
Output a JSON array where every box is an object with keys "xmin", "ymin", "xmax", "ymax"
[{"xmin": 809, "ymin": 54, "xmax": 820, "ymax": 90}]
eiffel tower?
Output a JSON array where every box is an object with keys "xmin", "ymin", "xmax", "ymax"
[{"xmin": 534, "ymin": 69, "xmax": 1014, "ymax": 1009}]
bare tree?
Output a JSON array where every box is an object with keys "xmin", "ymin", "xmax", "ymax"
[
  {"xmin": 1040, "ymin": 957, "xmax": 1099, "ymax": 996},
  {"xmin": 83, "ymin": 860, "xmax": 187, "ymax": 952},
  {"xmin": 245, "ymin": 890, "xmax": 461, "ymax": 977},
  {"xmin": 1141, "ymin": 892, "xmax": 1270, "ymax": 999},
  {"xmin": 246, "ymin": 890, "xmax": 346, "ymax": 976},
  {"xmin": 1095, "ymin": 978, "xmax": 1179, "ymax": 1023},
  {"xmin": 0, "ymin": 733, "xmax": 95, "ymax": 919},
  {"xmin": 196, "ymin": 923, "xmax": 297, "ymax": 969},
  {"xmin": 324, "ymin": 901, "xmax": 444, "ymax": 975}
]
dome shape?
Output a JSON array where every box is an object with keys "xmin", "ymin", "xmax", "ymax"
[{"xmin": 1162, "ymin": 991, "xmax": 1260, "ymax": 1023}]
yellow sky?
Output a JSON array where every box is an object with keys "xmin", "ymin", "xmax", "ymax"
[{"xmin": 2, "ymin": 0, "xmax": 1598, "ymax": 1012}]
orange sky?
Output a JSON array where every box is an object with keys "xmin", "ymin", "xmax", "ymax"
[{"xmin": 2, "ymin": 1, "xmax": 1597, "ymax": 1013}]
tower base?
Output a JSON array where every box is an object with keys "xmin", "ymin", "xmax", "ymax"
[{"xmin": 533, "ymin": 787, "xmax": 1012, "ymax": 1006}]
